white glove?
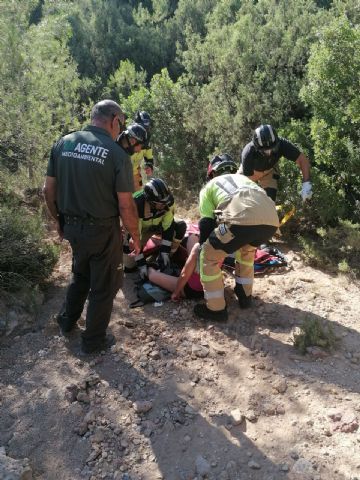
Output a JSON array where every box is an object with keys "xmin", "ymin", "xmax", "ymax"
[
  {"xmin": 138, "ymin": 264, "xmax": 148, "ymax": 280},
  {"xmin": 158, "ymin": 252, "xmax": 170, "ymax": 270},
  {"xmin": 301, "ymin": 181, "xmax": 313, "ymax": 202}
]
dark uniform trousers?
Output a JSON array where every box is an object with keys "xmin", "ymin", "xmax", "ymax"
[{"xmin": 60, "ymin": 217, "xmax": 122, "ymax": 348}]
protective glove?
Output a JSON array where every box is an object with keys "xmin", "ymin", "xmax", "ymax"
[
  {"xmin": 301, "ymin": 181, "xmax": 313, "ymax": 202},
  {"xmin": 157, "ymin": 252, "xmax": 170, "ymax": 271},
  {"xmin": 138, "ymin": 264, "xmax": 148, "ymax": 280}
]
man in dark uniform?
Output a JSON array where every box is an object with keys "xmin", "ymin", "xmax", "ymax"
[
  {"xmin": 239, "ymin": 124, "xmax": 312, "ymax": 202},
  {"xmin": 43, "ymin": 99, "xmax": 140, "ymax": 354}
]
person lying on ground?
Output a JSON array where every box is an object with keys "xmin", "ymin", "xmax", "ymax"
[{"xmin": 147, "ymin": 233, "xmax": 203, "ymax": 301}]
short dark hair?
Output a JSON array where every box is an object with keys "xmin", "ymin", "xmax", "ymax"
[{"xmin": 91, "ymin": 100, "xmax": 123, "ymax": 123}]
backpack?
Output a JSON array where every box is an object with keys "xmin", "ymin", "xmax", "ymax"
[
  {"xmin": 129, "ymin": 280, "xmax": 171, "ymax": 308},
  {"xmin": 223, "ymin": 246, "xmax": 287, "ymax": 274},
  {"xmin": 254, "ymin": 246, "xmax": 288, "ymax": 273}
]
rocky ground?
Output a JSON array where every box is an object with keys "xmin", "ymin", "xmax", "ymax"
[{"xmin": 1, "ymin": 237, "xmax": 360, "ymax": 480}]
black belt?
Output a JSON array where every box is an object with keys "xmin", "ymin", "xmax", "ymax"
[{"xmin": 64, "ymin": 215, "xmax": 117, "ymax": 226}]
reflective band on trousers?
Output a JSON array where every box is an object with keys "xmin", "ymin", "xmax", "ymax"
[
  {"xmin": 204, "ymin": 289, "xmax": 224, "ymax": 299},
  {"xmin": 161, "ymin": 239, "xmax": 172, "ymax": 246},
  {"xmin": 237, "ymin": 255, "xmax": 254, "ymax": 267},
  {"xmin": 200, "ymin": 248, "xmax": 222, "ymax": 282},
  {"xmin": 235, "ymin": 276, "xmax": 253, "ymax": 285}
]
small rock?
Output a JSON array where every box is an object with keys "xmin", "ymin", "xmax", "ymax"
[
  {"xmin": 86, "ymin": 449, "xmax": 101, "ymax": 463},
  {"xmin": 133, "ymin": 400, "xmax": 153, "ymax": 413},
  {"xmin": 226, "ymin": 460, "xmax": 238, "ymax": 477},
  {"xmin": 306, "ymin": 346, "xmax": 329, "ymax": 358},
  {"xmin": 149, "ymin": 350, "xmax": 161, "ymax": 360},
  {"xmin": 248, "ymin": 460, "xmax": 261, "ymax": 470},
  {"xmin": 230, "ymin": 408, "xmax": 244, "ymax": 426},
  {"xmin": 120, "ymin": 319, "xmax": 135, "ymax": 328},
  {"xmin": 289, "ymin": 458, "xmax": 314, "ymax": 480},
  {"xmin": 191, "ymin": 344, "xmax": 210, "ymax": 358},
  {"xmin": 273, "ymin": 378, "xmax": 287, "ymax": 394},
  {"xmin": 263, "ymin": 403, "xmax": 276, "ymax": 416},
  {"xmin": 77, "ymin": 391, "xmax": 90, "ymax": 404},
  {"xmin": 76, "ymin": 422, "xmax": 88, "ymax": 436},
  {"xmin": 245, "ymin": 409, "xmax": 257, "ymax": 422},
  {"xmin": 290, "ymin": 451, "xmax": 299, "ymax": 460},
  {"xmin": 195, "ymin": 455, "xmax": 211, "ymax": 477},
  {"xmin": 65, "ymin": 384, "xmax": 79, "ymax": 403},
  {"xmin": 0, "ymin": 451, "xmax": 33, "ymax": 480}
]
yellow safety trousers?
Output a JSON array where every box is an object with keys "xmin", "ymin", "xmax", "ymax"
[
  {"xmin": 200, "ymin": 241, "xmax": 257, "ymax": 311},
  {"xmin": 199, "ymin": 241, "xmax": 226, "ymax": 311},
  {"xmin": 234, "ymin": 245, "xmax": 257, "ymax": 297}
]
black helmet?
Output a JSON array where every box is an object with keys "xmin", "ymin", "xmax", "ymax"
[
  {"xmin": 125, "ymin": 123, "xmax": 147, "ymax": 144},
  {"xmin": 134, "ymin": 111, "xmax": 151, "ymax": 129},
  {"xmin": 207, "ymin": 153, "xmax": 237, "ymax": 180},
  {"xmin": 252, "ymin": 124, "xmax": 279, "ymax": 151},
  {"xmin": 144, "ymin": 178, "xmax": 174, "ymax": 208}
]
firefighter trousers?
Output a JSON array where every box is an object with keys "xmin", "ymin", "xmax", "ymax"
[{"xmin": 200, "ymin": 223, "xmax": 277, "ymax": 311}]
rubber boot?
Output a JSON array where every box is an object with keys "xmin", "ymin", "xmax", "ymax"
[
  {"xmin": 193, "ymin": 304, "xmax": 228, "ymax": 322},
  {"xmin": 234, "ymin": 284, "xmax": 252, "ymax": 309}
]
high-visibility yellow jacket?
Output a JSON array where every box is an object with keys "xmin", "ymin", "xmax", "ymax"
[{"xmin": 131, "ymin": 147, "xmax": 153, "ymax": 192}]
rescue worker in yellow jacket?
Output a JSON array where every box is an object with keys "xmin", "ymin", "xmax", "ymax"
[
  {"xmin": 130, "ymin": 111, "xmax": 154, "ymax": 192},
  {"xmin": 124, "ymin": 178, "xmax": 186, "ymax": 278},
  {"xmin": 195, "ymin": 154, "xmax": 279, "ymax": 322},
  {"xmin": 116, "ymin": 123, "xmax": 148, "ymax": 178}
]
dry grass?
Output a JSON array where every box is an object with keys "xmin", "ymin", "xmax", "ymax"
[{"xmin": 175, "ymin": 200, "xmax": 199, "ymax": 223}]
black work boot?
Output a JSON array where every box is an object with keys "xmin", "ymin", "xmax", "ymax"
[
  {"xmin": 234, "ymin": 284, "xmax": 252, "ymax": 309},
  {"xmin": 56, "ymin": 312, "xmax": 78, "ymax": 335},
  {"xmin": 81, "ymin": 334, "xmax": 116, "ymax": 354},
  {"xmin": 193, "ymin": 304, "xmax": 228, "ymax": 322}
]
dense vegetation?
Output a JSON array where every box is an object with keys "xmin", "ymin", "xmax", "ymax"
[{"xmin": 0, "ymin": 0, "xmax": 359, "ymax": 293}]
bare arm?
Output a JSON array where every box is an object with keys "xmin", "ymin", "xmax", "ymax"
[
  {"xmin": 295, "ymin": 152, "xmax": 311, "ymax": 182},
  {"xmin": 172, "ymin": 243, "xmax": 199, "ymax": 300},
  {"xmin": 43, "ymin": 176, "xmax": 63, "ymax": 240},
  {"xmin": 117, "ymin": 192, "xmax": 140, "ymax": 254}
]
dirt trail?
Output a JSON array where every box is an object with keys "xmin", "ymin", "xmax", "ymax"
[{"xmin": 0, "ymin": 240, "xmax": 360, "ymax": 480}]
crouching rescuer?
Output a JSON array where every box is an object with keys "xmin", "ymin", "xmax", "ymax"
[
  {"xmin": 195, "ymin": 154, "xmax": 279, "ymax": 322},
  {"xmin": 123, "ymin": 178, "xmax": 186, "ymax": 278}
]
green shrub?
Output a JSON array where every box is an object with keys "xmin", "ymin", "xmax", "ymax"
[
  {"xmin": 296, "ymin": 220, "xmax": 360, "ymax": 278},
  {"xmin": 0, "ymin": 205, "xmax": 59, "ymax": 293},
  {"xmin": 293, "ymin": 317, "xmax": 338, "ymax": 354}
]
